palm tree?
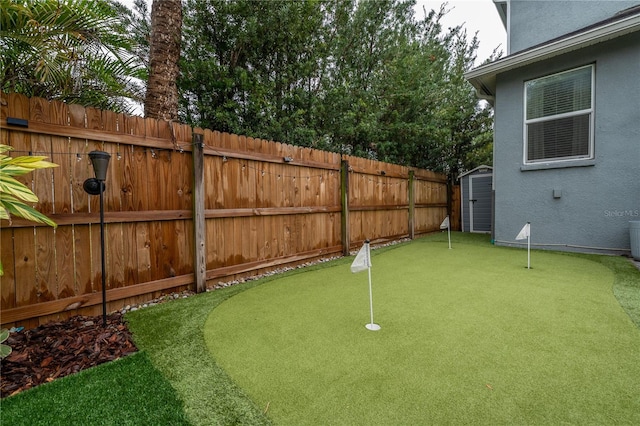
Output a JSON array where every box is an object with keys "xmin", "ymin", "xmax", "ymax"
[
  {"xmin": 144, "ymin": 0, "xmax": 182, "ymax": 120},
  {"xmin": 0, "ymin": 0, "xmax": 145, "ymax": 113}
]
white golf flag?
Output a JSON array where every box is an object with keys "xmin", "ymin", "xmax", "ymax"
[
  {"xmin": 350, "ymin": 242, "xmax": 370, "ymax": 273},
  {"xmin": 516, "ymin": 223, "xmax": 530, "ymax": 240},
  {"xmin": 440, "ymin": 216, "xmax": 450, "ymax": 230}
]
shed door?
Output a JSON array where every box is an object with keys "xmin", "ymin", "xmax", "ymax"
[{"xmin": 469, "ymin": 174, "xmax": 492, "ymax": 233}]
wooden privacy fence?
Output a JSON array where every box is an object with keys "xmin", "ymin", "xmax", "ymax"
[{"xmin": 0, "ymin": 92, "xmax": 460, "ymax": 328}]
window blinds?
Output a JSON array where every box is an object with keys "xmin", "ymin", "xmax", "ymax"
[
  {"xmin": 526, "ymin": 66, "xmax": 592, "ymax": 120},
  {"xmin": 525, "ymin": 65, "xmax": 593, "ymax": 162}
]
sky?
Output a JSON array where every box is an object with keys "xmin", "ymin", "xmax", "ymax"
[
  {"xmin": 417, "ymin": 0, "xmax": 507, "ymax": 64},
  {"xmin": 126, "ymin": 0, "xmax": 506, "ymax": 67}
]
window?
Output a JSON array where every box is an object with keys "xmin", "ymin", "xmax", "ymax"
[{"xmin": 524, "ymin": 65, "xmax": 594, "ymax": 163}]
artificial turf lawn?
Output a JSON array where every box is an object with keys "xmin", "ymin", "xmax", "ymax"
[
  {"xmin": 125, "ymin": 281, "xmax": 271, "ymax": 426},
  {"xmin": 0, "ymin": 352, "xmax": 189, "ymax": 425},
  {"xmin": 204, "ymin": 234, "xmax": 640, "ymax": 425},
  {"xmin": 3, "ymin": 233, "xmax": 639, "ymax": 425}
]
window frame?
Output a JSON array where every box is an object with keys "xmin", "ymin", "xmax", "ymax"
[{"xmin": 523, "ymin": 64, "xmax": 595, "ymax": 165}]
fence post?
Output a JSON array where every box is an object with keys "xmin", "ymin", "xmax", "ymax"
[
  {"xmin": 341, "ymin": 160, "xmax": 350, "ymax": 255},
  {"xmin": 192, "ymin": 133, "xmax": 206, "ymax": 293},
  {"xmin": 408, "ymin": 170, "xmax": 415, "ymax": 239}
]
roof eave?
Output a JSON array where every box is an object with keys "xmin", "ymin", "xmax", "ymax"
[
  {"xmin": 493, "ymin": 1, "xmax": 508, "ymax": 30},
  {"xmin": 458, "ymin": 165, "xmax": 493, "ymax": 180},
  {"xmin": 465, "ymin": 13, "xmax": 640, "ymax": 102}
]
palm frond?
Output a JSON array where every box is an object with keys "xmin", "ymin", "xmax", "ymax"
[
  {"xmin": 1, "ymin": 0, "xmax": 146, "ymax": 111},
  {"xmin": 2, "ymin": 198, "xmax": 57, "ymax": 228},
  {"xmin": 0, "ymin": 173, "xmax": 39, "ymax": 203}
]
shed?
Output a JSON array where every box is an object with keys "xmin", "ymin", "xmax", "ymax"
[{"xmin": 459, "ymin": 165, "xmax": 493, "ymax": 233}]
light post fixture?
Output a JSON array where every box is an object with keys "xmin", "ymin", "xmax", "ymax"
[{"xmin": 83, "ymin": 151, "xmax": 111, "ymax": 327}]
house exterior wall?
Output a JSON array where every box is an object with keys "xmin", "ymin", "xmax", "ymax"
[
  {"xmin": 508, "ymin": 0, "xmax": 639, "ymax": 53},
  {"xmin": 493, "ymin": 32, "xmax": 640, "ymax": 253}
]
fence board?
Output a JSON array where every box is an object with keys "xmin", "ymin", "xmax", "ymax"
[
  {"xmin": 14, "ymin": 228, "xmax": 36, "ymax": 308},
  {"xmin": 121, "ymin": 145, "xmax": 135, "ymax": 211},
  {"xmin": 175, "ymin": 125, "xmax": 192, "ymax": 210},
  {"xmin": 135, "ymin": 223, "xmax": 152, "ymax": 283},
  {"xmin": 122, "ymin": 219, "xmax": 138, "ymax": 286},
  {"xmin": 102, "ymin": 110, "xmax": 122, "ymax": 211},
  {"xmin": 35, "ymin": 226, "xmax": 55, "ymax": 303},
  {"xmin": 223, "ymin": 217, "xmax": 235, "ymax": 265},
  {"xmin": 177, "ymin": 219, "xmax": 193, "ymax": 276},
  {"xmin": 29, "ymin": 97, "xmax": 54, "ymax": 215},
  {"xmin": 149, "ymin": 221, "xmax": 163, "ymax": 282},
  {"xmin": 107, "ymin": 223, "xmax": 125, "ymax": 289},
  {"xmin": 262, "ymin": 215, "xmax": 273, "ymax": 259},
  {"xmin": 248, "ymin": 216, "xmax": 258, "ymax": 261},
  {"xmin": 1, "ymin": 230, "xmax": 16, "ymax": 310},
  {"xmin": 121, "ymin": 143, "xmax": 140, "ymax": 289},
  {"xmin": 68, "ymin": 105, "xmax": 91, "ymax": 214},
  {"xmin": 240, "ymin": 217, "xmax": 251, "ymax": 263}
]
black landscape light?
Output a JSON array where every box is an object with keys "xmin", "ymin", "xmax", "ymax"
[{"xmin": 83, "ymin": 151, "xmax": 111, "ymax": 326}]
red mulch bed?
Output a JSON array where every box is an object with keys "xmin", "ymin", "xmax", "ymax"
[{"xmin": 1, "ymin": 313, "xmax": 137, "ymax": 398}]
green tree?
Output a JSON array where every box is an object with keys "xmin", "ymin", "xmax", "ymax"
[
  {"xmin": 179, "ymin": 0, "xmax": 493, "ymax": 176},
  {"xmin": 317, "ymin": 1, "xmax": 493, "ymax": 177},
  {"xmin": 403, "ymin": 16, "xmax": 494, "ymax": 177},
  {"xmin": 0, "ymin": 0, "xmax": 145, "ymax": 113},
  {"xmin": 181, "ymin": 0, "xmax": 328, "ymax": 144}
]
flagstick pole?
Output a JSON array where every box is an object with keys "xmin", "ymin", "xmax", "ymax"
[
  {"xmin": 367, "ymin": 266, "xmax": 375, "ymax": 325},
  {"xmin": 527, "ymin": 236, "xmax": 531, "ymax": 269},
  {"xmin": 447, "ymin": 223, "xmax": 451, "ymax": 249},
  {"xmin": 364, "ymin": 242, "xmax": 380, "ymax": 331}
]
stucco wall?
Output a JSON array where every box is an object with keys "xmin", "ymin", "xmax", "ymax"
[
  {"xmin": 509, "ymin": 0, "xmax": 639, "ymax": 53},
  {"xmin": 493, "ymin": 32, "xmax": 640, "ymax": 254}
]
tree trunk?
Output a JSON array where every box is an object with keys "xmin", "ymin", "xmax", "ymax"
[{"xmin": 144, "ymin": 0, "xmax": 182, "ymax": 120}]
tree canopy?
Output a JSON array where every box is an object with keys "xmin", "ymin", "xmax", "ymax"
[{"xmin": 180, "ymin": 0, "xmax": 494, "ymax": 177}]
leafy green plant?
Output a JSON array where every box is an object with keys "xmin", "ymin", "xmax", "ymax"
[
  {"xmin": 0, "ymin": 328, "xmax": 11, "ymax": 359},
  {"xmin": 0, "ymin": 0, "xmax": 146, "ymax": 113},
  {"xmin": 0, "ymin": 144, "xmax": 57, "ymax": 275}
]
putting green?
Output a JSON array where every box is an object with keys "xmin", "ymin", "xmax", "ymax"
[{"xmin": 204, "ymin": 237, "xmax": 640, "ymax": 425}]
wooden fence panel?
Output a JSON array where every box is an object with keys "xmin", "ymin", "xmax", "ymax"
[
  {"xmin": 1, "ymin": 93, "xmax": 451, "ymax": 327},
  {"xmin": 413, "ymin": 176, "xmax": 448, "ymax": 236},
  {"xmin": 345, "ymin": 155, "xmax": 414, "ymax": 247}
]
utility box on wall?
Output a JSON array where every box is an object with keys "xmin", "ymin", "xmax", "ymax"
[{"xmin": 460, "ymin": 166, "xmax": 493, "ymax": 233}]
